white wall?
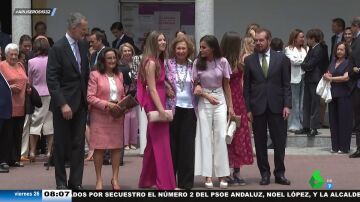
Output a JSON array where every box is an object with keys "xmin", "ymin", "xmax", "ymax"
[
  {"xmin": 46, "ymin": 0, "xmax": 120, "ymax": 43},
  {"xmin": 214, "ymin": 0, "xmax": 360, "ymax": 48}
]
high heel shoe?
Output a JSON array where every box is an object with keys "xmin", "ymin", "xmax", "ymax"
[
  {"xmin": 28, "ymin": 154, "xmax": 36, "ymax": 163},
  {"xmin": 111, "ymin": 179, "xmax": 121, "ymax": 190}
]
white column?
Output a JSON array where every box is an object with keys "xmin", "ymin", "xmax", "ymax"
[
  {"xmin": 12, "ymin": 0, "xmax": 32, "ymax": 45},
  {"xmin": 195, "ymin": 0, "xmax": 214, "ymax": 52}
]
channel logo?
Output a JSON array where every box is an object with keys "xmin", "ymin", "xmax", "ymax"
[{"xmin": 309, "ymin": 170, "xmax": 333, "ymax": 189}]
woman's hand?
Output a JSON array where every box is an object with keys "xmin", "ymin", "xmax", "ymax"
[
  {"xmin": 166, "ymin": 87, "xmax": 175, "ymax": 98},
  {"xmin": 159, "ymin": 110, "xmax": 171, "ymax": 121},
  {"xmin": 193, "ymin": 84, "xmax": 202, "ymax": 96},
  {"xmin": 228, "ymin": 106, "xmax": 235, "ymax": 117},
  {"xmin": 323, "ymin": 72, "xmax": 332, "ymax": 82},
  {"xmin": 107, "ymin": 102, "xmax": 122, "ymax": 114},
  {"xmin": 10, "ymin": 84, "xmax": 21, "ymax": 93},
  {"xmin": 204, "ymin": 94, "xmax": 220, "ymax": 105}
]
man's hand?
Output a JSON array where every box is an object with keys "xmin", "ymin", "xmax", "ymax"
[
  {"xmin": 61, "ymin": 104, "xmax": 73, "ymax": 120},
  {"xmin": 247, "ymin": 112, "xmax": 253, "ymax": 123},
  {"xmin": 283, "ymin": 107, "xmax": 291, "ymax": 120}
]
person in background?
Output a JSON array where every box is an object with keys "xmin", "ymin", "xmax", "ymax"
[
  {"xmin": 91, "ymin": 27, "xmax": 110, "ymax": 47},
  {"xmin": 175, "ymin": 30, "xmax": 186, "ymax": 38},
  {"xmin": 220, "ymin": 31, "xmax": 254, "ymax": 186},
  {"xmin": 28, "ymin": 38, "xmax": 53, "ymax": 162},
  {"xmin": 300, "ymin": 29, "xmax": 327, "ymax": 137},
  {"xmin": 19, "ymin": 34, "xmax": 33, "ymax": 162},
  {"xmin": 323, "ymin": 42, "xmax": 352, "ymax": 154},
  {"xmin": 245, "ymin": 23, "xmax": 260, "ymax": 39},
  {"xmin": 110, "ymin": 22, "xmax": 141, "ymax": 55},
  {"xmin": 137, "ymin": 31, "xmax": 176, "ymax": 190},
  {"xmin": 0, "ymin": 68, "xmax": 12, "ymax": 173},
  {"xmin": 285, "ymin": 29, "xmax": 308, "ymax": 134},
  {"xmin": 119, "ymin": 43, "xmax": 138, "ymax": 151},
  {"xmin": 87, "ymin": 48, "xmax": 124, "ymax": 190},
  {"xmin": 270, "ymin": 38, "xmax": 284, "ymax": 52},
  {"xmin": 166, "ymin": 35, "xmax": 196, "ymax": 189},
  {"xmin": 330, "ymin": 18, "xmax": 345, "ymax": 61},
  {"xmin": 348, "ymin": 17, "xmax": 360, "ymax": 158},
  {"xmin": 89, "ymin": 31, "xmax": 106, "ymax": 70},
  {"xmin": 344, "ymin": 27, "xmax": 354, "ymax": 53},
  {"xmin": 0, "ymin": 43, "xmax": 29, "ymax": 168},
  {"xmin": 32, "ymin": 21, "xmax": 54, "ymax": 47},
  {"xmin": 193, "ymin": 35, "xmax": 234, "ymax": 189}
]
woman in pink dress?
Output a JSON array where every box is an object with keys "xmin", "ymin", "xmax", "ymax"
[
  {"xmin": 87, "ymin": 48, "xmax": 125, "ymax": 190},
  {"xmin": 220, "ymin": 32, "xmax": 254, "ymax": 186},
  {"xmin": 137, "ymin": 31, "xmax": 176, "ymax": 190}
]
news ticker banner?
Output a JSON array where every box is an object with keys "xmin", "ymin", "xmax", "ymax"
[{"xmin": 0, "ymin": 190, "xmax": 360, "ymax": 202}]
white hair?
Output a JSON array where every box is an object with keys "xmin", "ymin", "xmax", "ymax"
[{"xmin": 5, "ymin": 43, "xmax": 19, "ymax": 55}]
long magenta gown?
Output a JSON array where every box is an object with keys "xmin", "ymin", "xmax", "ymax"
[
  {"xmin": 137, "ymin": 59, "xmax": 176, "ymax": 190},
  {"xmin": 227, "ymin": 69, "xmax": 254, "ymax": 168}
]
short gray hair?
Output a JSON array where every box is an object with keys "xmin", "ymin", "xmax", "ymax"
[
  {"xmin": 67, "ymin": 12, "xmax": 87, "ymax": 29},
  {"xmin": 351, "ymin": 17, "xmax": 360, "ymax": 27},
  {"xmin": 5, "ymin": 43, "xmax": 19, "ymax": 55}
]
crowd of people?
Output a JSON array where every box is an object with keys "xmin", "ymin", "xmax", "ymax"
[{"xmin": 0, "ymin": 12, "xmax": 360, "ymax": 191}]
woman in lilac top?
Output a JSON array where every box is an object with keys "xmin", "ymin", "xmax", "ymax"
[
  {"xmin": 28, "ymin": 38, "xmax": 53, "ymax": 161},
  {"xmin": 193, "ymin": 35, "xmax": 234, "ymax": 189}
]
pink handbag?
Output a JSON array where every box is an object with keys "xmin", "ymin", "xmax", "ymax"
[{"xmin": 147, "ymin": 110, "xmax": 173, "ymax": 122}]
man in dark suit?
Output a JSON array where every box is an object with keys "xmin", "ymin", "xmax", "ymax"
[
  {"xmin": 47, "ymin": 12, "xmax": 89, "ymax": 190},
  {"xmin": 110, "ymin": 22, "xmax": 141, "ymax": 55},
  {"xmin": 0, "ymin": 71, "xmax": 12, "ymax": 173},
  {"xmin": 299, "ymin": 29, "xmax": 328, "ymax": 137},
  {"xmin": 88, "ymin": 31, "xmax": 106, "ymax": 70},
  {"xmin": 330, "ymin": 18, "xmax": 345, "ymax": 61},
  {"xmin": 348, "ymin": 17, "xmax": 360, "ymax": 158},
  {"xmin": 244, "ymin": 28, "xmax": 292, "ymax": 186}
]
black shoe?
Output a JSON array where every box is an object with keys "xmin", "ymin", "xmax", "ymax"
[
  {"xmin": 307, "ymin": 129, "xmax": 318, "ymax": 137},
  {"xmin": 295, "ymin": 128, "xmax": 310, "ymax": 135},
  {"xmin": 259, "ymin": 175, "xmax": 270, "ymax": 185},
  {"xmin": 68, "ymin": 185, "xmax": 84, "ymax": 190},
  {"xmin": 349, "ymin": 150, "xmax": 360, "ymax": 158},
  {"xmin": 0, "ymin": 163, "xmax": 9, "ymax": 170},
  {"xmin": 10, "ymin": 162, "xmax": 24, "ymax": 167},
  {"xmin": 275, "ymin": 176, "xmax": 291, "ymax": 185},
  {"xmin": 120, "ymin": 161, "xmax": 124, "ymax": 166},
  {"xmin": 56, "ymin": 185, "xmax": 68, "ymax": 190}
]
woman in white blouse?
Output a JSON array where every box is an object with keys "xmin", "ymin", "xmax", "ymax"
[{"xmin": 284, "ymin": 29, "xmax": 308, "ymax": 133}]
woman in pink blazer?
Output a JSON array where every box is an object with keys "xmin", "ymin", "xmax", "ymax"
[{"xmin": 87, "ymin": 48, "xmax": 125, "ymax": 190}]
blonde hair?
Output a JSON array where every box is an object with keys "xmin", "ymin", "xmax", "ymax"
[
  {"xmin": 169, "ymin": 35, "xmax": 195, "ymax": 59},
  {"xmin": 240, "ymin": 37, "xmax": 254, "ymax": 61},
  {"xmin": 139, "ymin": 31, "xmax": 167, "ymax": 82},
  {"xmin": 119, "ymin": 42, "xmax": 135, "ymax": 58}
]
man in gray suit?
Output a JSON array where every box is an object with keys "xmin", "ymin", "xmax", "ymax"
[
  {"xmin": 47, "ymin": 12, "xmax": 89, "ymax": 190},
  {"xmin": 244, "ymin": 28, "xmax": 291, "ymax": 186}
]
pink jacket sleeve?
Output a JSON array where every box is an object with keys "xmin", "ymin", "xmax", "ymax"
[{"xmin": 87, "ymin": 71, "xmax": 108, "ymax": 110}]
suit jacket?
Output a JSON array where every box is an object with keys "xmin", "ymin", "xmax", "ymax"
[
  {"xmin": 328, "ymin": 59, "xmax": 351, "ymax": 98},
  {"xmin": 301, "ymin": 44, "xmax": 329, "ymax": 83},
  {"xmin": 348, "ymin": 36, "xmax": 360, "ymax": 93},
  {"xmin": 46, "ymin": 36, "xmax": 90, "ymax": 112},
  {"xmin": 244, "ymin": 50, "xmax": 292, "ymax": 116},
  {"xmin": 87, "ymin": 70, "xmax": 124, "ymax": 111},
  {"xmin": 112, "ymin": 34, "xmax": 141, "ymax": 55},
  {"xmin": 89, "ymin": 47, "xmax": 105, "ymax": 70},
  {"xmin": 330, "ymin": 34, "xmax": 345, "ymax": 61},
  {"xmin": 0, "ymin": 71, "xmax": 12, "ymax": 119}
]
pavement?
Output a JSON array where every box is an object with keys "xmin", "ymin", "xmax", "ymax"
[{"xmin": 0, "ymin": 128, "xmax": 359, "ymax": 190}]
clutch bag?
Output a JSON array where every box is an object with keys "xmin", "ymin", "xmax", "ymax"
[
  {"xmin": 117, "ymin": 95, "xmax": 138, "ymax": 110},
  {"xmin": 147, "ymin": 110, "xmax": 173, "ymax": 122}
]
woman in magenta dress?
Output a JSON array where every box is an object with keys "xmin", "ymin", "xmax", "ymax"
[
  {"xmin": 220, "ymin": 32, "xmax": 254, "ymax": 186},
  {"xmin": 137, "ymin": 31, "xmax": 176, "ymax": 190}
]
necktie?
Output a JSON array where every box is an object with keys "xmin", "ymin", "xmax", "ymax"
[
  {"xmin": 94, "ymin": 51, "xmax": 100, "ymax": 65},
  {"xmin": 261, "ymin": 54, "xmax": 268, "ymax": 77},
  {"xmin": 73, "ymin": 41, "xmax": 81, "ymax": 72}
]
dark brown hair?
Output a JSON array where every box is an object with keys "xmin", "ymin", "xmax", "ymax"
[
  {"xmin": 196, "ymin": 35, "xmax": 222, "ymax": 71},
  {"xmin": 33, "ymin": 38, "xmax": 50, "ymax": 57},
  {"xmin": 96, "ymin": 47, "xmax": 119, "ymax": 75},
  {"xmin": 220, "ymin": 31, "xmax": 242, "ymax": 70},
  {"xmin": 334, "ymin": 41, "xmax": 349, "ymax": 60}
]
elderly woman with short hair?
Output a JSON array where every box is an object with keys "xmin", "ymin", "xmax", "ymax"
[{"xmin": 0, "ymin": 43, "xmax": 29, "ymax": 168}]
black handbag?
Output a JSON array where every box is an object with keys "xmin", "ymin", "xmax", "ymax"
[{"xmin": 25, "ymin": 85, "xmax": 42, "ymax": 114}]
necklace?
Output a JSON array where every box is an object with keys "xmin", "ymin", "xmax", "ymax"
[{"xmin": 175, "ymin": 61, "xmax": 188, "ymax": 92}]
